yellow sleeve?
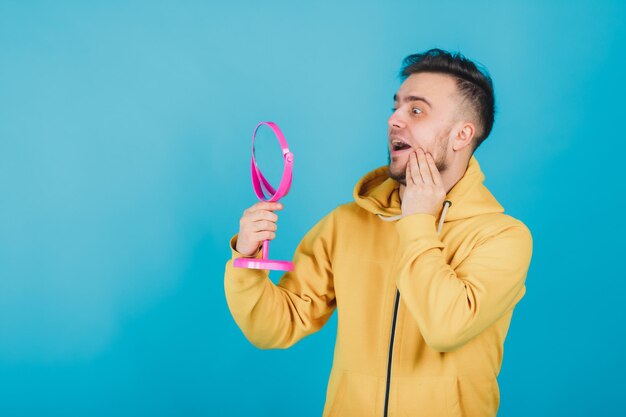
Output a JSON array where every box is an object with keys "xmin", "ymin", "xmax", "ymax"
[
  {"xmin": 223, "ymin": 211, "xmax": 336, "ymax": 349},
  {"xmin": 394, "ymin": 213, "xmax": 533, "ymax": 352}
]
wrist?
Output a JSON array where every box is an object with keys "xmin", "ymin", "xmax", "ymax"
[{"xmin": 231, "ymin": 235, "xmax": 261, "ymax": 258}]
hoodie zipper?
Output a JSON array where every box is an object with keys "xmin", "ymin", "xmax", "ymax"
[
  {"xmin": 379, "ymin": 200, "xmax": 451, "ymax": 417},
  {"xmin": 383, "ymin": 288, "xmax": 400, "ymax": 417}
]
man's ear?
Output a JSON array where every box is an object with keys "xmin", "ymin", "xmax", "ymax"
[{"xmin": 452, "ymin": 122, "xmax": 476, "ymax": 151}]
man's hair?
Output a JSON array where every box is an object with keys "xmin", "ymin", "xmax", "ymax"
[{"xmin": 400, "ymin": 48, "xmax": 495, "ymax": 152}]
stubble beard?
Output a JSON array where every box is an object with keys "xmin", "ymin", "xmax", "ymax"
[{"xmin": 387, "ymin": 130, "xmax": 450, "ymax": 186}]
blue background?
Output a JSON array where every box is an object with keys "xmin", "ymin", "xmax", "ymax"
[{"xmin": 1, "ymin": 0, "xmax": 625, "ymax": 415}]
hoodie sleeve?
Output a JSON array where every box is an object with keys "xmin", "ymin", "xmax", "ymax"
[
  {"xmin": 394, "ymin": 213, "xmax": 533, "ymax": 353},
  {"xmin": 223, "ymin": 211, "xmax": 336, "ymax": 349}
]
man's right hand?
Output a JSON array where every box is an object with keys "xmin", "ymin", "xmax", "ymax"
[{"xmin": 235, "ymin": 201, "xmax": 283, "ymax": 257}]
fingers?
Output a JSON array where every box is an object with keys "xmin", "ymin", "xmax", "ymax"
[
  {"xmin": 416, "ymin": 149, "xmax": 434, "ymax": 184},
  {"xmin": 250, "ymin": 230, "xmax": 276, "ymax": 241},
  {"xmin": 241, "ymin": 201, "xmax": 281, "ymax": 234},
  {"xmin": 244, "ymin": 201, "xmax": 283, "ymax": 215},
  {"xmin": 407, "ymin": 149, "xmax": 436, "ymax": 185},
  {"xmin": 400, "ymin": 149, "xmax": 446, "ymax": 219},
  {"xmin": 407, "ymin": 151, "xmax": 420, "ymax": 184},
  {"xmin": 237, "ymin": 202, "xmax": 283, "ymax": 255},
  {"xmin": 246, "ymin": 215, "xmax": 277, "ymax": 242},
  {"xmin": 247, "ymin": 209, "xmax": 279, "ymax": 223},
  {"xmin": 425, "ymin": 152, "xmax": 443, "ymax": 186},
  {"xmin": 241, "ymin": 210, "xmax": 279, "ymax": 231},
  {"xmin": 248, "ymin": 218, "xmax": 278, "ymax": 232}
]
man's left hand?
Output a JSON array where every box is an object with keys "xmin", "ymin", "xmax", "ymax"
[{"xmin": 401, "ymin": 148, "xmax": 447, "ymax": 218}]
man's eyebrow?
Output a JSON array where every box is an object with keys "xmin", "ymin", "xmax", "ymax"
[{"xmin": 393, "ymin": 94, "xmax": 432, "ymax": 108}]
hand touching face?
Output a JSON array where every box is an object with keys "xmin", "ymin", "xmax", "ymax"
[{"xmin": 401, "ymin": 148, "xmax": 447, "ymax": 218}]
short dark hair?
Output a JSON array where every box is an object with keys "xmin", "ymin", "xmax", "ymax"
[{"xmin": 400, "ymin": 48, "xmax": 495, "ymax": 152}]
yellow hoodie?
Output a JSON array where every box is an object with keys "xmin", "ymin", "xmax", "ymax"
[{"xmin": 224, "ymin": 156, "xmax": 533, "ymax": 417}]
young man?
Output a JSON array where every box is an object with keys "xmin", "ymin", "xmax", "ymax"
[{"xmin": 224, "ymin": 49, "xmax": 533, "ymax": 417}]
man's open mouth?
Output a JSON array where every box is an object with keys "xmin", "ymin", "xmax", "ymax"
[{"xmin": 391, "ymin": 139, "xmax": 412, "ymax": 151}]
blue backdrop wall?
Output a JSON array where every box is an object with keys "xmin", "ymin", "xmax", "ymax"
[{"xmin": 1, "ymin": 1, "xmax": 625, "ymax": 416}]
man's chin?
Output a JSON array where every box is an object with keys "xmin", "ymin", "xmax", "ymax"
[
  {"xmin": 386, "ymin": 166, "xmax": 406, "ymax": 186},
  {"xmin": 386, "ymin": 152, "xmax": 407, "ymax": 185}
]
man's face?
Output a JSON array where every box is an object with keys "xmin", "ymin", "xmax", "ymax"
[{"xmin": 387, "ymin": 72, "xmax": 461, "ymax": 185}]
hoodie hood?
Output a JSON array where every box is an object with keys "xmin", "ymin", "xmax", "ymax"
[{"xmin": 353, "ymin": 155, "xmax": 504, "ymax": 222}]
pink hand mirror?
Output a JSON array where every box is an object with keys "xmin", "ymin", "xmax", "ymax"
[{"xmin": 233, "ymin": 121, "xmax": 294, "ymax": 271}]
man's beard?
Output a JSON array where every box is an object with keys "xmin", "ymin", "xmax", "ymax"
[{"xmin": 387, "ymin": 130, "xmax": 450, "ymax": 186}]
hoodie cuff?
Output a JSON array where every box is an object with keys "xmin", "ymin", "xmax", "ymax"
[
  {"xmin": 229, "ymin": 233, "xmax": 263, "ymax": 260},
  {"xmin": 395, "ymin": 213, "xmax": 445, "ymax": 254},
  {"xmin": 225, "ymin": 234, "xmax": 268, "ymax": 290}
]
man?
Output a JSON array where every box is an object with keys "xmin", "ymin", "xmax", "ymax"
[{"xmin": 224, "ymin": 48, "xmax": 533, "ymax": 417}]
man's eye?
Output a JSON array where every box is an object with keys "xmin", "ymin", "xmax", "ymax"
[
  {"xmin": 412, "ymin": 107, "xmax": 422, "ymax": 115},
  {"xmin": 391, "ymin": 107, "xmax": 398, "ymax": 113}
]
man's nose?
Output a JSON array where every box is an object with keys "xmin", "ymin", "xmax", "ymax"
[{"xmin": 388, "ymin": 109, "xmax": 405, "ymax": 129}]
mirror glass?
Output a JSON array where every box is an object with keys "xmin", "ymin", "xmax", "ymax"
[{"xmin": 252, "ymin": 124, "xmax": 285, "ymax": 199}]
